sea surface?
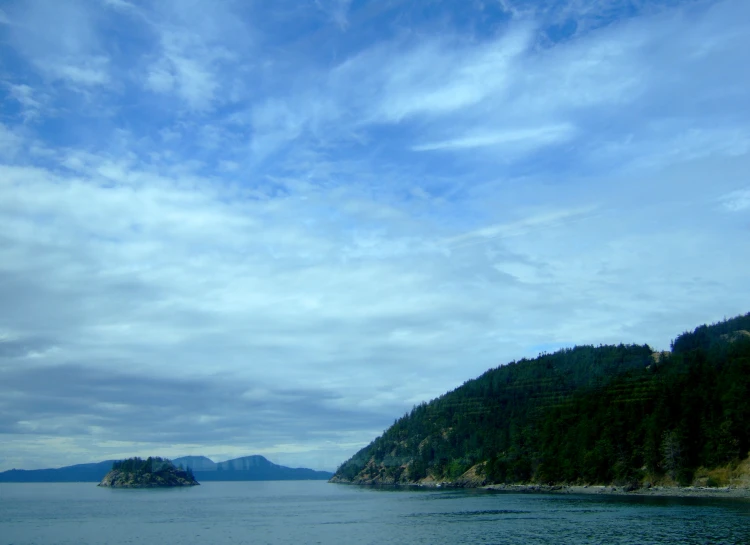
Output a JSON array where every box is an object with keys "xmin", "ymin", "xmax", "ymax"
[{"xmin": 1, "ymin": 481, "xmax": 749, "ymax": 544}]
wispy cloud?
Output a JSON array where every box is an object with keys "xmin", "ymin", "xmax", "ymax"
[
  {"xmin": 413, "ymin": 124, "xmax": 576, "ymax": 152},
  {"xmin": 138, "ymin": 1, "xmax": 254, "ymax": 112},
  {"xmin": 43, "ymin": 56, "xmax": 111, "ymax": 87},
  {"xmin": 6, "ymin": 84, "xmax": 47, "ymax": 121},
  {"xmin": 3, "ymin": 0, "xmax": 113, "ymax": 88},
  {"xmin": 144, "ymin": 31, "xmax": 224, "ymax": 111},
  {"xmin": 316, "ymin": 0, "xmax": 353, "ymax": 30},
  {"xmin": 0, "ymin": 123, "xmax": 24, "ymax": 158},
  {"xmin": 447, "ymin": 206, "xmax": 599, "ymax": 246},
  {"xmin": 720, "ymin": 188, "xmax": 750, "ymax": 212}
]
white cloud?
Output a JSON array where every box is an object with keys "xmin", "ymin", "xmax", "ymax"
[
  {"xmin": 145, "ymin": 64, "xmax": 175, "ymax": 93},
  {"xmin": 138, "ymin": 1, "xmax": 251, "ymax": 112},
  {"xmin": 4, "ymin": 1, "xmax": 113, "ymax": 88},
  {"xmin": 41, "ymin": 56, "xmax": 111, "ymax": 86},
  {"xmin": 328, "ymin": 26, "xmax": 533, "ymax": 124},
  {"xmin": 250, "ymin": 99, "xmax": 308, "ymax": 157},
  {"xmin": 0, "ymin": 123, "xmax": 24, "ymax": 158},
  {"xmin": 144, "ymin": 40, "xmax": 219, "ymax": 110},
  {"xmin": 413, "ymin": 124, "xmax": 576, "ymax": 152},
  {"xmin": 720, "ymin": 188, "xmax": 750, "ymax": 212},
  {"xmin": 447, "ymin": 206, "xmax": 598, "ymax": 246},
  {"xmin": 101, "ymin": 0, "xmax": 138, "ymax": 13},
  {"xmin": 6, "ymin": 84, "xmax": 44, "ymax": 121},
  {"xmin": 316, "ymin": 0, "xmax": 353, "ymax": 30}
]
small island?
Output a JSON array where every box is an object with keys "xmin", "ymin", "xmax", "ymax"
[{"xmin": 98, "ymin": 457, "xmax": 199, "ymax": 488}]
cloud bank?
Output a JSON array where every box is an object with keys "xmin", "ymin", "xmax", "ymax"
[{"xmin": 0, "ymin": 0, "xmax": 749, "ymax": 471}]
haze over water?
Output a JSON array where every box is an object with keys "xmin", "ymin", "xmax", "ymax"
[{"xmin": 1, "ymin": 482, "xmax": 749, "ymax": 545}]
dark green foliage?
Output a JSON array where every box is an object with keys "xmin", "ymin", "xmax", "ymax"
[
  {"xmin": 112, "ymin": 457, "xmax": 174, "ymax": 474},
  {"xmin": 333, "ymin": 313, "xmax": 750, "ymax": 485},
  {"xmin": 102, "ymin": 456, "xmax": 199, "ymax": 488},
  {"xmin": 671, "ymin": 313, "xmax": 750, "ymax": 355}
]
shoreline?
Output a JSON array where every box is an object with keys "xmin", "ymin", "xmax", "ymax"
[
  {"xmin": 330, "ymin": 479, "xmax": 750, "ymax": 499},
  {"xmin": 481, "ymin": 483, "xmax": 750, "ymax": 499}
]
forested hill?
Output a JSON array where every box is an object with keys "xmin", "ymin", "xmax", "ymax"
[{"xmin": 331, "ymin": 313, "xmax": 750, "ymax": 488}]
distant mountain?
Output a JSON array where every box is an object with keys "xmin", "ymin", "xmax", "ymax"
[
  {"xmin": 0, "ymin": 460, "xmax": 116, "ymax": 483},
  {"xmin": 170, "ymin": 455, "xmax": 216, "ymax": 472},
  {"xmin": 0, "ymin": 455, "xmax": 332, "ymax": 483},
  {"xmin": 332, "ymin": 312, "xmax": 750, "ymax": 488},
  {"xmin": 172, "ymin": 455, "xmax": 333, "ymax": 481}
]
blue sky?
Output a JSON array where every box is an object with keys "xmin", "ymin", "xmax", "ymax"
[{"xmin": 1, "ymin": 0, "xmax": 749, "ymax": 472}]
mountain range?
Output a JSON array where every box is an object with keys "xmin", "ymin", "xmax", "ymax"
[{"xmin": 0, "ymin": 455, "xmax": 332, "ymax": 483}]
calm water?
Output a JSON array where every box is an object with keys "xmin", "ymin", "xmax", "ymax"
[{"xmin": 1, "ymin": 481, "xmax": 749, "ymax": 544}]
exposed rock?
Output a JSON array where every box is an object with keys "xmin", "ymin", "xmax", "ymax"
[
  {"xmin": 651, "ymin": 351, "xmax": 670, "ymax": 363},
  {"xmin": 451, "ymin": 463, "xmax": 488, "ymax": 488},
  {"xmin": 720, "ymin": 330, "xmax": 750, "ymax": 343}
]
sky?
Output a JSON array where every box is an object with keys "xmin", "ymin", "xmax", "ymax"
[{"xmin": 0, "ymin": 0, "xmax": 749, "ymax": 472}]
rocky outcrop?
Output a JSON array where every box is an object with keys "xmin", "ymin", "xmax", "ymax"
[
  {"xmin": 720, "ymin": 330, "xmax": 750, "ymax": 343},
  {"xmin": 451, "ymin": 463, "xmax": 489, "ymax": 487},
  {"xmin": 98, "ymin": 465, "xmax": 199, "ymax": 488}
]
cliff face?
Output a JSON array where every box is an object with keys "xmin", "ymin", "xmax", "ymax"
[{"xmin": 98, "ymin": 467, "xmax": 199, "ymax": 488}]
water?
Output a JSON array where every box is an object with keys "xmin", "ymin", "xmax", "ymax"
[{"xmin": 1, "ymin": 481, "xmax": 749, "ymax": 544}]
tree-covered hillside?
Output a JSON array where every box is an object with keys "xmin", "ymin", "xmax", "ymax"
[
  {"xmin": 332, "ymin": 313, "xmax": 750, "ymax": 487},
  {"xmin": 111, "ymin": 456, "xmax": 194, "ymax": 480}
]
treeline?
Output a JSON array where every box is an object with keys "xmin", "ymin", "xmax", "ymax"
[
  {"xmin": 333, "ymin": 313, "xmax": 750, "ymax": 486},
  {"xmin": 112, "ymin": 457, "xmax": 195, "ymax": 480}
]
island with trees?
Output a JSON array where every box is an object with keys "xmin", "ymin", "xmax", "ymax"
[
  {"xmin": 98, "ymin": 457, "xmax": 199, "ymax": 488},
  {"xmin": 331, "ymin": 312, "xmax": 750, "ymax": 492}
]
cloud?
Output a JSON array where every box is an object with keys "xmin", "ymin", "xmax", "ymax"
[
  {"xmin": 144, "ymin": 33, "xmax": 222, "ymax": 111},
  {"xmin": 324, "ymin": 26, "xmax": 534, "ymax": 126},
  {"xmin": 6, "ymin": 84, "xmax": 47, "ymax": 121},
  {"xmin": 413, "ymin": 124, "xmax": 576, "ymax": 152},
  {"xmin": 0, "ymin": 362, "xmax": 379, "ymax": 469},
  {"xmin": 720, "ymin": 188, "xmax": 750, "ymax": 212},
  {"xmin": 316, "ymin": 0, "xmax": 353, "ymax": 30},
  {"xmin": 137, "ymin": 0, "xmax": 252, "ymax": 112},
  {"xmin": 250, "ymin": 99, "xmax": 308, "ymax": 158},
  {"xmin": 102, "ymin": 0, "xmax": 139, "ymax": 13},
  {"xmin": 42, "ymin": 56, "xmax": 111, "ymax": 86},
  {"xmin": 257, "ymin": 0, "xmax": 750, "ymax": 175},
  {"xmin": 1, "ymin": 0, "xmax": 749, "ymax": 472},
  {"xmin": 0, "ymin": 336, "xmax": 55, "ymax": 359},
  {"xmin": 3, "ymin": 0, "xmax": 113, "ymax": 87},
  {"xmin": 447, "ymin": 206, "xmax": 598, "ymax": 246},
  {"xmin": 0, "ymin": 124, "xmax": 24, "ymax": 158},
  {"xmin": 377, "ymin": 27, "xmax": 532, "ymax": 122}
]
